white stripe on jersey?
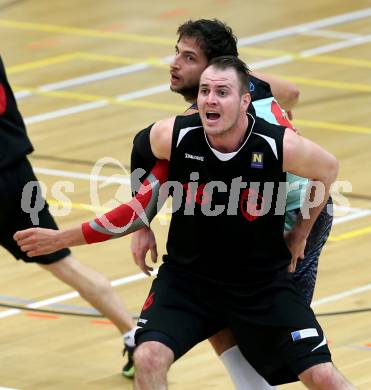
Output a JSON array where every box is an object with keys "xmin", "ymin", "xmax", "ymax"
[
  {"xmin": 176, "ymin": 126, "xmax": 202, "ymax": 147},
  {"xmin": 252, "ymin": 132, "xmax": 278, "ymax": 160}
]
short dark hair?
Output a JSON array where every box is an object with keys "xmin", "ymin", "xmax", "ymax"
[
  {"xmin": 177, "ymin": 19, "xmax": 238, "ymax": 61},
  {"xmin": 208, "ymin": 56, "xmax": 250, "ymax": 94}
]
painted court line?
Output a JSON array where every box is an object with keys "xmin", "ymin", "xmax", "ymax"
[
  {"xmin": 300, "ymin": 29, "xmax": 362, "ymax": 40},
  {"xmin": 237, "ymin": 7, "xmax": 371, "ymax": 46},
  {"xmin": 251, "ymin": 34, "xmax": 371, "ymax": 69},
  {"xmin": 2, "ymin": 167, "xmax": 371, "ymax": 318},
  {"xmin": 312, "ymin": 284, "xmax": 371, "ymax": 307},
  {"xmin": 15, "ymin": 56, "xmax": 172, "ymax": 100},
  {"xmin": 24, "ymin": 100, "xmax": 109, "ymax": 125},
  {"xmin": 14, "ymin": 7, "xmax": 371, "ymax": 105},
  {"xmin": 21, "ymin": 31, "xmax": 371, "ymax": 125},
  {"xmin": 38, "ymin": 63, "xmax": 150, "ymax": 92},
  {"xmin": 0, "ymin": 267, "xmax": 369, "ymax": 319},
  {"xmin": 333, "ymin": 209, "xmax": 371, "ymax": 225},
  {"xmin": 0, "ymin": 270, "xmax": 157, "ymax": 319},
  {"xmin": 300, "ymin": 34, "xmax": 371, "ymax": 57},
  {"xmin": 33, "ymin": 167, "xmax": 130, "ymax": 184},
  {"xmin": 0, "ymin": 387, "xmax": 19, "ymax": 390},
  {"xmin": 0, "ymin": 19, "xmax": 173, "ymax": 45},
  {"xmin": 14, "ymin": 10, "xmax": 371, "ymax": 126},
  {"xmin": 7, "ymin": 53, "xmax": 78, "ymax": 74},
  {"xmin": 329, "ymin": 225, "xmax": 371, "ymax": 242},
  {"xmin": 2, "ymin": 8, "xmax": 369, "ymax": 49}
]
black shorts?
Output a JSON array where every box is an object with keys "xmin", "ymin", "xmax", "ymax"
[
  {"xmin": 136, "ymin": 263, "xmax": 331, "ymax": 386},
  {"xmin": 135, "ymin": 263, "xmax": 225, "ymax": 359},
  {"xmin": 0, "ymin": 157, "xmax": 71, "ymax": 264},
  {"xmin": 225, "ymin": 274, "xmax": 331, "ymax": 385}
]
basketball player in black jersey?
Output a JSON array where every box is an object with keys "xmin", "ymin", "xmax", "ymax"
[
  {"xmin": 0, "ymin": 55, "xmax": 137, "ymax": 368},
  {"xmin": 130, "ymin": 19, "xmax": 333, "ymax": 388},
  {"xmin": 14, "ymin": 56, "xmax": 354, "ymax": 389},
  {"xmin": 132, "ymin": 57, "xmax": 354, "ymax": 389},
  {"xmin": 16, "ymin": 20, "xmax": 332, "ymax": 387}
]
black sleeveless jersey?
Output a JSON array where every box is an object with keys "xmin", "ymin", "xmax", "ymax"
[
  {"xmin": 164, "ymin": 112, "xmax": 291, "ymax": 285},
  {"xmin": 249, "ymin": 74, "xmax": 273, "ymax": 101},
  {"xmin": 0, "ymin": 56, "xmax": 33, "ymax": 170}
]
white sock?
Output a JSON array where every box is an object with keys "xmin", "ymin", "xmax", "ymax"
[
  {"xmin": 123, "ymin": 326, "xmax": 140, "ymax": 348},
  {"xmin": 219, "ymin": 345, "xmax": 277, "ymax": 390}
]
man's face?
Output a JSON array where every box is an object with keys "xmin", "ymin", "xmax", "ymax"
[
  {"xmin": 198, "ymin": 66, "xmax": 250, "ymax": 139},
  {"xmin": 170, "ymin": 36, "xmax": 208, "ymax": 102}
]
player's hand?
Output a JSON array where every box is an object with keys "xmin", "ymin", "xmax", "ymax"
[
  {"xmin": 131, "ymin": 226, "xmax": 158, "ymax": 276},
  {"xmin": 284, "ymin": 230, "xmax": 306, "ymax": 273},
  {"xmin": 13, "ymin": 228, "xmax": 62, "ymax": 257}
]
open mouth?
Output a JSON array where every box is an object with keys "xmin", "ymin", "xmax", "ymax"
[
  {"xmin": 206, "ymin": 112, "xmax": 221, "ymax": 120},
  {"xmin": 170, "ymin": 73, "xmax": 180, "ymax": 82}
]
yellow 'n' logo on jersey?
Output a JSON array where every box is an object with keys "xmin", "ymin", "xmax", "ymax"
[{"xmin": 251, "ymin": 152, "xmax": 264, "ymax": 168}]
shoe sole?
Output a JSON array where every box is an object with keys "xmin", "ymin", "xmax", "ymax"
[{"xmin": 122, "ymin": 367, "xmax": 135, "ymax": 379}]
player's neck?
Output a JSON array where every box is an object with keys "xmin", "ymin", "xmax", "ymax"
[
  {"xmin": 207, "ymin": 115, "xmax": 249, "ymax": 153},
  {"xmin": 184, "ymin": 95, "xmax": 197, "ymax": 104}
]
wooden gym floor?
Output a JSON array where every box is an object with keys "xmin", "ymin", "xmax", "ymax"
[{"xmin": 0, "ymin": 0, "xmax": 370, "ymax": 388}]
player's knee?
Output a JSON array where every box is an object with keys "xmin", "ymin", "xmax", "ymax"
[
  {"xmin": 134, "ymin": 341, "xmax": 173, "ymax": 374},
  {"xmin": 300, "ymin": 363, "xmax": 339, "ymax": 389},
  {"xmin": 209, "ymin": 328, "xmax": 236, "ymax": 355},
  {"xmin": 40, "ymin": 255, "xmax": 73, "ymax": 274}
]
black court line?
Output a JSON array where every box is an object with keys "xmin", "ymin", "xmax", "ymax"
[
  {"xmin": 1, "ymin": 302, "xmax": 369, "ymax": 318},
  {"xmin": 0, "ymin": 302, "xmax": 138, "ymax": 319},
  {"xmin": 0, "ymin": 0, "xmax": 27, "ymax": 12}
]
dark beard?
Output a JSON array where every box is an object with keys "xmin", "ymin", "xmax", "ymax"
[{"xmin": 170, "ymin": 84, "xmax": 199, "ymax": 103}]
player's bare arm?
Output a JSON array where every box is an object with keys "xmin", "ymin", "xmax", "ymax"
[
  {"xmin": 14, "ymin": 226, "xmax": 85, "ymax": 257},
  {"xmin": 14, "ymin": 160, "xmax": 169, "ymax": 258},
  {"xmin": 283, "ymin": 129, "xmax": 338, "ymax": 271}
]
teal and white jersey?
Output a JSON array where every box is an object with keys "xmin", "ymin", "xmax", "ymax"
[{"xmin": 252, "ymin": 96, "xmax": 308, "ymax": 230}]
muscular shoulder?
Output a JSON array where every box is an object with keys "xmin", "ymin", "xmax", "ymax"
[
  {"xmin": 150, "ymin": 113, "xmax": 202, "ymax": 160},
  {"xmin": 150, "ymin": 117, "xmax": 175, "ymax": 160},
  {"xmin": 283, "ymin": 129, "xmax": 310, "ymax": 173}
]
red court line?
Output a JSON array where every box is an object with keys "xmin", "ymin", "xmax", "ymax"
[
  {"xmin": 91, "ymin": 319, "xmax": 114, "ymax": 326},
  {"xmin": 26, "ymin": 312, "xmax": 60, "ymax": 320},
  {"xmin": 158, "ymin": 8, "xmax": 189, "ymax": 19}
]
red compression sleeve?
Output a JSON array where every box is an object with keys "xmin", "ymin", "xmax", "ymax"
[{"xmin": 82, "ymin": 160, "xmax": 169, "ymax": 244}]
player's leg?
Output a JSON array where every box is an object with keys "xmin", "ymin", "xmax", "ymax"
[
  {"xmin": 299, "ymin": 363, "xmax": 357, "ymax": 389},
  {"xmin": 40, "ymin": 255, "xmax": 135, "ymax": 332},
  {"xmin": 134, "ymin": 341, "xmax": 174, "ymax": 390},
  {"xmin": 0, "ymin": 158, "xmax": 136, "ymax": 371},
  {"xmin": 209, "ymin": 329, "xmax": 275, "ymax": 390},
  {"xmin": 133, "ymin": 263, "xmax": 223, "ymax": 389}
]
